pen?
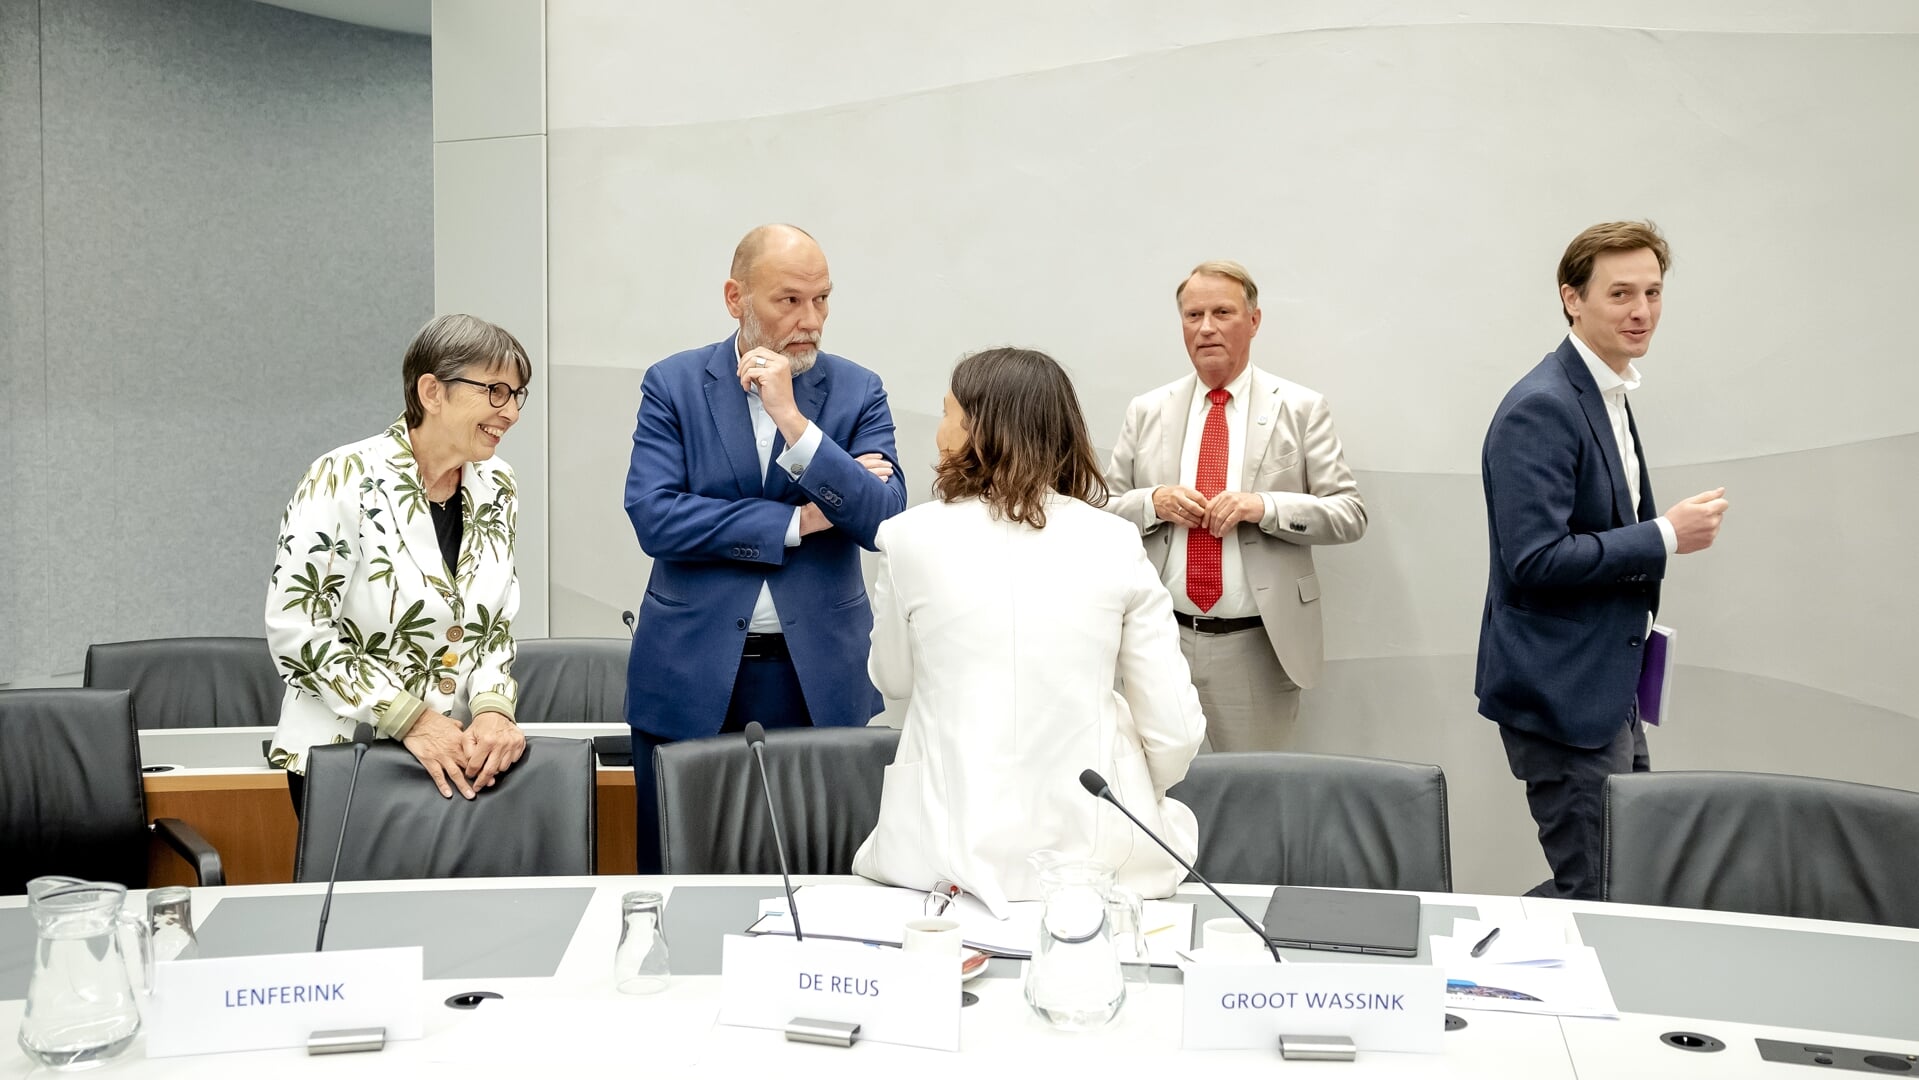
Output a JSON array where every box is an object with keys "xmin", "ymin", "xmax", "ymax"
[
  {"xmin": 1142, "ymin": 923, "xmax": 1178, "ymax": 937},
  {"xmin": 1469, "ymin": 926, "xmax": 1501, "ymax": 958}
]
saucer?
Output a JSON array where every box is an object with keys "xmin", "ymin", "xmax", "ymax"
[{"xmin": 960, "ymin": 948, "xmax": 990, "ymax": 982}]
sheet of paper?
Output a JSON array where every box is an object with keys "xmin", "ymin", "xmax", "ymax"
[
  {"xmin": 749, "ymin": 884, "xmax": 1041, "ymax": 956},
  {"xmin": 1430, "ymin": 918, "xmax": 1570, "ymax": 967},
  {"xmin": 748, "ymin": 885, "xmax": 1196, "ymax": 964},
  {"xmin": 1440, "ymin": 944, "xmax": 1620, "ymax": 1019},
  {"xmin": 1134, "ymin": 900, "xmax": 1197, "ymax": 966}
]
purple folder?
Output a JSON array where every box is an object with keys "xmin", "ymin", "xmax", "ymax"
[{"xmin": 1636, "ymin": 624, "xmax": 1675, "ymax": 726}]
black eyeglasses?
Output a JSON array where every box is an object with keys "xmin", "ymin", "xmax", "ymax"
[{"xmin": 440, "ymin": 376, "xmax": 530, "ymax": 409}]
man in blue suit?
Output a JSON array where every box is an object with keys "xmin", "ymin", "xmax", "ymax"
[
  {"xmin": 624, "ymin": 224, "xmax": 907, "ymax": 872},
  {"xmin": 1477, "ymin": 221, "xmax": 1727, "ymax": 900}
]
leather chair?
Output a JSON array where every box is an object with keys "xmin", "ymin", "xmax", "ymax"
[
  {"xmin": 1604, "ymin": 771, "xmax": 1919, "ymax": 928},
  {"xmin": 1167, "ymin": 751, "xmax": 1452, "ymax": 891},
  {"xmin": 655, "ymin": 726, "xmax": 899, "ymax": 874},
  {"xmin": 0, "ymin": 688, "xmax": 223, "ymax": 894},
  {"xmin": 293, "ymin": 735, "xmax": 596, "ymax": 881},
  {"xmin": 511, "ymin": 637, "xmax": 628, "ymax": 724},
  {"xmin": 84, "ymin": 636, "xmax": 284, "ymax": 729}
]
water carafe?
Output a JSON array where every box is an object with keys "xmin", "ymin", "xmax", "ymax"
[
  {"xmin": 18, "ymin": 877, "xmax": 151, "ymax": 1070},
  {"xmin": 1023, "ymin": 851, "xmax": 1128, "ymax": 1030}
]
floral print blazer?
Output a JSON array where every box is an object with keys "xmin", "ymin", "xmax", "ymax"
[{"xmin": 265, "ymin": 419, "xmax": 520, "ymax": 774}]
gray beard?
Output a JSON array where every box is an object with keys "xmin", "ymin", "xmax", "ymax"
[{"xmin": 740, "ymin": 307, "xmax": 819, "ymax": 374}]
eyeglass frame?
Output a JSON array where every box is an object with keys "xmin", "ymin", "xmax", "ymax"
[{"xmin": 439, "ymin": 375, "xmax": 530, "ymax": 409}]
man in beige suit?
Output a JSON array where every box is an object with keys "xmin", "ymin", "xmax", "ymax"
[{"xmin": 1105, "ymin": 260, "xmax": 1366, "ymax": 749}]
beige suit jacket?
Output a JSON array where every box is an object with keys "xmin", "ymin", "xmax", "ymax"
[{"xmin": 1103, "ymin": 365, "xmax": 1366, "ymax": 689}]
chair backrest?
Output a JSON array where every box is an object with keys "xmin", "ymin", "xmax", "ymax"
[
  {"xmin": 511, "ymin": 637, "xmax": 628, "ymax": 724},
  {"xmin": 1167, "ymin": 751, "xmax": 1452, "ymax": 891},
  {"xmin": 656, "ymin": 726, "xmax": 900, "ymax": 875},
  {"xmin": 84, "ymin": 636, "xmax": 284, "ymax": 729},
  {"xmin": 294, "ymin": 735, "xmax": 596, "ymax": 881},
  {"xmin": 0, "ymin": 688, "xmax": 149, "ymax": 894},
  {"xmin": 1604, "ymin": 771, "xmax": 1919, "ymax": 928}
]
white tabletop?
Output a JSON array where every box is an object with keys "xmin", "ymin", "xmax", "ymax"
[
  {"xmin": 4, "ymin": 877, "xmax": 1915, "ymax": 1076},
  {"xmin": 1521, "ymin": 895, "xmax": 1919, "ymax": 1078}
]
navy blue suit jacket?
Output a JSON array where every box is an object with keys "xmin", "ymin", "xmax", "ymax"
[
  {"xmin": 1475, "ymin": 338, "xmax": 1667, "ymax": 749},
  {"xmin": 623, "ymin": 335, "xmax": 906, "ymax": 740}
]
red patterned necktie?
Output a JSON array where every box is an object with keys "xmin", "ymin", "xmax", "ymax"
[{"xmin": 1187, "ymin": 387, "xmax": 1231, "ymax": 612}]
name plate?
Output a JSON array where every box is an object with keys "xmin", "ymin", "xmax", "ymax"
[
  {"xmin": 1181, "ymin": 962, "xmax": 1444, "ymax": 1053},
  {"xmin": 718, "ymin": 934, "xmax": 959, "ymax": 1051},
  {"xmin": 145, "ymin": 947, "xmax": 424, "ymax": 1058}
]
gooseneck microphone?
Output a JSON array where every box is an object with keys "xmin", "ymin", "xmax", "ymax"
[
  {"xmin": 316, "ymin": 722, "xmax": 377, "ymax": 952},
  {"xmin": 745, "ymin": 722, "xmax": 803, "ymax": 942},
  {"xmin": 1078, "ymin": 768, "xmax": 1280, "ymax": 963},
  {"xmin": 621, "ymin": 610, "xmax": 636, "ymax": 634}
]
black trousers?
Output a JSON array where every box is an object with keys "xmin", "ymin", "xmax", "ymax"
[
  {"xmin": 632, "ymin": 640, "xmax": 814, "ymax": 874},
  {"xmin": 1500, "ymin": 710, "xmax": 1649, "ymax": 901}
]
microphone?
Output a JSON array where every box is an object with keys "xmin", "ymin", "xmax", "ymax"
[
  {"xmin": 744, "ymin": 722, "xmax": 803, "ymax": 942},
  {"xmin": 1079, "ymin": 768, "xmax": 1280, "ymax": 963},
  {"xmin": 315, "ymin": 722, "xmax": 377, "ymax": 952},
  {"xmin": 621, "ymin": 610, "xmax": 636, "ymax": 634}
]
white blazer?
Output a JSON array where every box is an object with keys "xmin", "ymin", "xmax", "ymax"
[
  {"xmin": 265, "ymin": 420, "xmax": 520, "ymax": 774},
  {"xmin": 851, "ymin": 495, "xmax": 1207, "ymax": 917}
]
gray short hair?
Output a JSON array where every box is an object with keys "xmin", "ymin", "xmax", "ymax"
[
  {"xmin": 401, "ymin": 314, "xmax": 532, "ymax": 427},
  {"xmin": 1175, "ymin": 260, "xmax": 1259, "ymax": 310}
]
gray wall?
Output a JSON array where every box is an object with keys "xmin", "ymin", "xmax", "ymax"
[
  {"xmin": 0, "ymin": 0, "xmax": 432, "ymax": 685},
  {"xmin": 529, "ymin": 2, "xmax": 1919, "ymax": 894}
]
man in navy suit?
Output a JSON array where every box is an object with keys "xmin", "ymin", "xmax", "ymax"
[
  {"xmin": 1476, "ymin": 221, "xmax": 1727, "ymax": 900},
  {"xmin": 624, "ymin": 224, "xmax": 906, "ymax": 872}
]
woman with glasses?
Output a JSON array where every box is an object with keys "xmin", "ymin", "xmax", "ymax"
[
  {"xmin": 265, "ymin": 314, "xmax": 532, "ymax": 814},
  {"xmin": 852, "ymin": 347, "xmax": 1207, "ymax": 917}
]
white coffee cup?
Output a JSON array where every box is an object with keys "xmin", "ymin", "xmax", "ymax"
[
  {"xmin": 1203, "ymin": 916, "xmax": 1268, "ymax": 954},
  {"xmin": 902, "ymin": 917, "xmax": 962, "ymax": 957}
]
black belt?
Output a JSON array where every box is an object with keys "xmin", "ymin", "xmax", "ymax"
[
  {"xmin": 1174, "ymin": 611, "xmax": 1264, "ymax": 635},
  {"xmin": 741, "ymin": 633, "xmax": 790, "ymax": 660}
]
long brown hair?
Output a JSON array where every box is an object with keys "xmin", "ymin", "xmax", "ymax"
[{"xmin": 932, "ymin": 347, "xmax": 1107, "ymax": 528}]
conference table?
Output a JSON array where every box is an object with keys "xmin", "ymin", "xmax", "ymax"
[
  {"xmin": 134, "ymin": 725, "xmax": 641, "ymax": 882},
  {"xmin": 3, "ymin": 876, "xmax": 1914, "ymax": 1077}
]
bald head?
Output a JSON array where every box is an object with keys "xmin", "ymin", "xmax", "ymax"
[
  {"xmin": 725, "ymin": 223, "xmax": 832, "ymax": 373},
  {"xmin": 730, "ymin": 223, "xmax": 821, "ymax": 287}
]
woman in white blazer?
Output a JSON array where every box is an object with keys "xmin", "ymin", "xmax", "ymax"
[
  {"xmin": 852, "ymin": 347, "xmax": 1207, "ymax": 917},
  {"xmin": 265, "ymin": 314, "xmax": 529, "ymax": 812}
]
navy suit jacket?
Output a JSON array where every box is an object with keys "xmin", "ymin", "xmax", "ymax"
[
  {"xmin": 623, "ymin": 335, "xmax": 906, "ymax": 740},
  {"xmin": 1475, "ymin": 338, "xmax": 1667, "ymax": 749}
]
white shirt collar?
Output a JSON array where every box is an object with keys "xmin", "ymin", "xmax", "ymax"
[
  {"xmin": 1567, "ymin": 331, "xmax": 1642, "ymax": 396},
  {"xmin": 733, "ymin": 334, "xmax": 763, "ymax": 401},
  {"xmin": 1194, "ymin": 362, "xmax": 1254, "ymax": 411}
]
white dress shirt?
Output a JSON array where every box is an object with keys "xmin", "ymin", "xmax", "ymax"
[
  {"xmin": 737, "ymin": 339, "xmax": 824, "ymax": 633},
  {"xmin": 1567, "ymin": 332, "xmax": 1678, "ymax": 557},
  {"xmin": 1160, "ymin": 364, "xmax": 1264, "ymax": 618}
]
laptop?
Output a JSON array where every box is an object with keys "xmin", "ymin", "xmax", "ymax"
[{"xmin": 1260, "ymin": 886, "xmax": 1422, "ymax": 957}]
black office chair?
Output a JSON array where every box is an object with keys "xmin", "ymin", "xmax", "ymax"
[
  {"xmin": 655, "ymin": 726, "xmax": 899, "ymax": 874},
  {"xmin": 511, "ymin": 637, "xmax": 629, "ymax": 724},
  {"xmin": 0, "ymin": 688, "xmax": 223, "ymax": 894},
  {"xmin": 84, "ymin": 636, "xmax": 284, "ymax": 729},
  {"xmin": 1603, "ymin": 771, "xmax": 1919, "ymax": 928},
  {"xmin": 293, "ymin": 735, "xmax": 596, "ymax": 881},
  {"xmin": 1167, "ymin": 751, "xmax": 1453, "ymax": 891}
]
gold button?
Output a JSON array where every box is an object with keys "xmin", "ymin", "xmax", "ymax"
[
  {"xmin": 441, "ymin": 653, "xmax": 458, "ymax": 668},
  {"xmin": 446, "ymin": 625, "xmax": 464, "ymax": 643},
  {"xmin": 437, "ymin": 677, "xmax": 457, "ymax": 695}
]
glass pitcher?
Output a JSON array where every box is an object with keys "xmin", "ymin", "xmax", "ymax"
[
  {"xmin": 18, "ymin": 876, "xmax": 151, "ymax": 1071},
  {"xmin": 1023, "ymin": 851, "xmax": 1128, "ymax": 1030}
]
